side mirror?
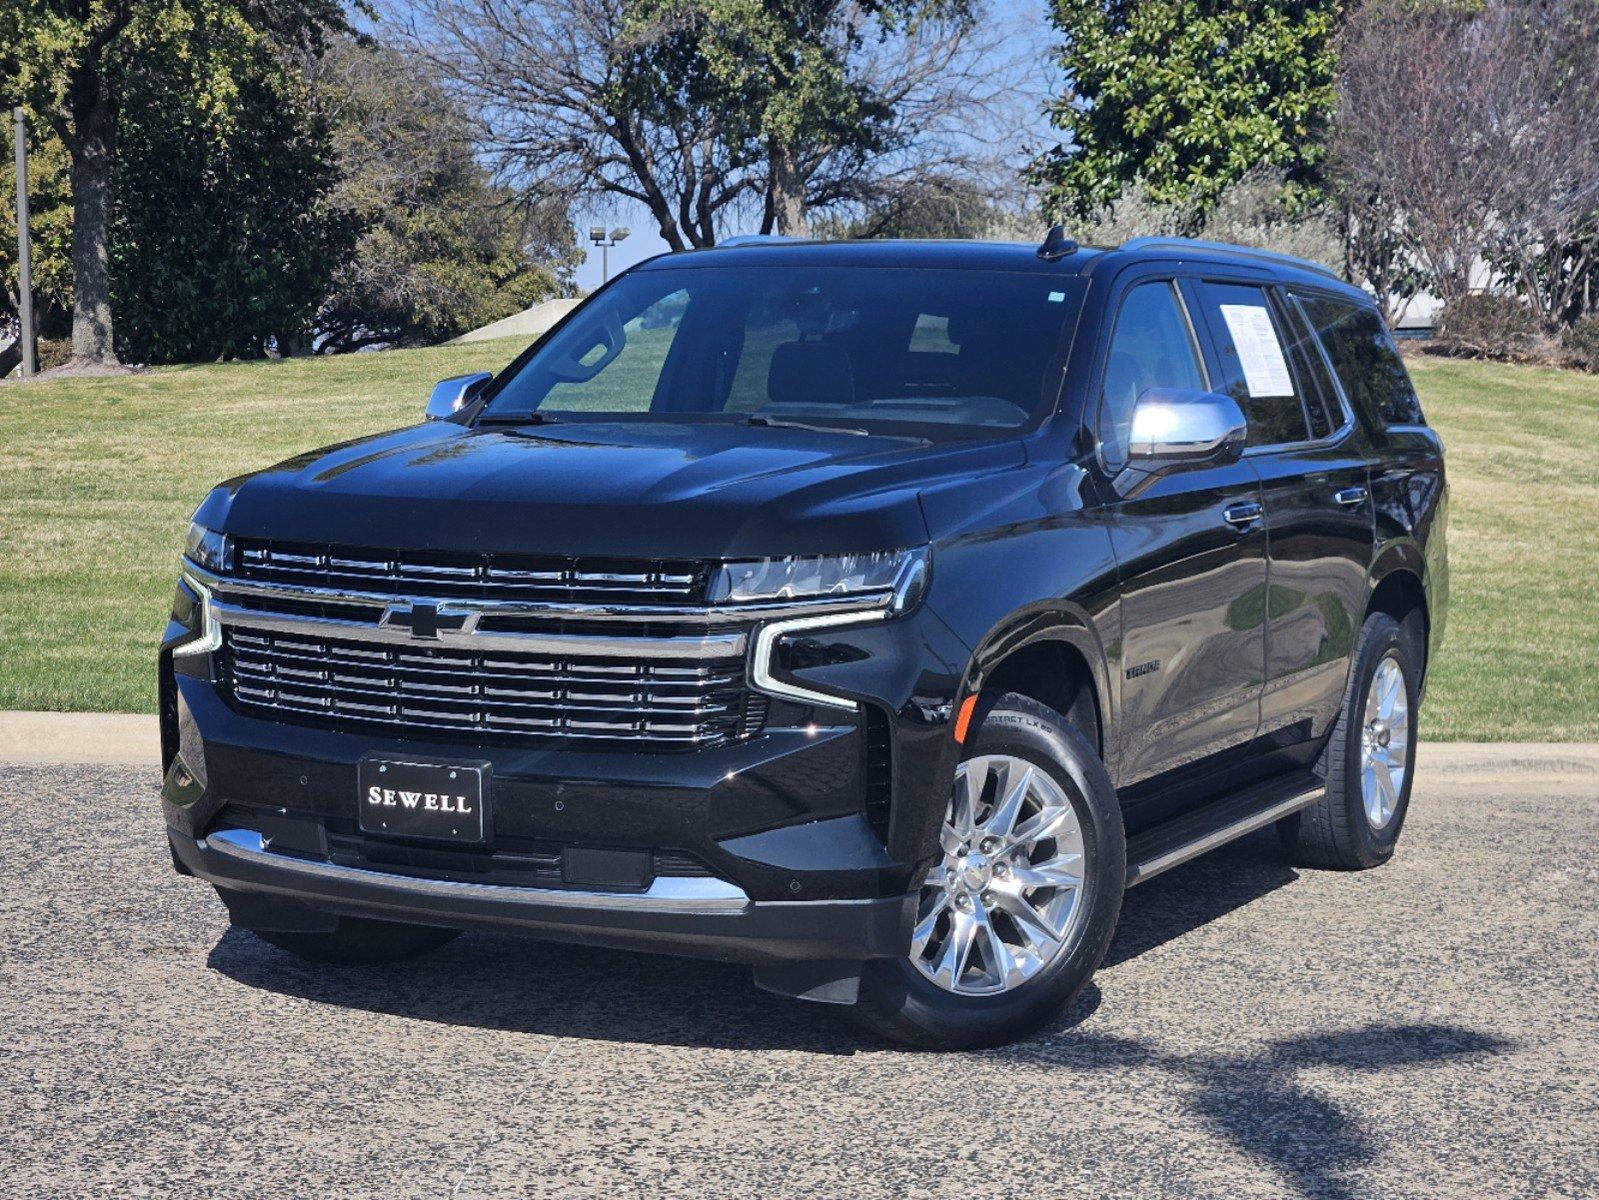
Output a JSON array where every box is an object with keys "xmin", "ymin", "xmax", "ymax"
[
  {"xmin": 425, "ymin": 372, "xmax": 493, "ymax": 421},
  {"xmin": 1115, "ymin": 388, "xmax": 1247, "ymax": 495}
]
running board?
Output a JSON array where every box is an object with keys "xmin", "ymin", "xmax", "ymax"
[{"xmin": 1124, "ymin": 772, "xmax": 1324, "ymax": 887}]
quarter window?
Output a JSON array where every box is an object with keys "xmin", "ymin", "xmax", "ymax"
[
  {"xmin": 1098, "ymin": 282, "xmax": 1206, "ymax": 469},
  {"xmin": 1296, "ymin": 294, "xmax": 1426, "ymax": 428},
  {"xmin": 1192, "ymin": 282, "xmax": 1311, "ymax": 447}
]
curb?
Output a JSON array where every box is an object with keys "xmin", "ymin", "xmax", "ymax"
[
  {"xmin": 2, "ymin": 711, "xmax": 1598, "ymax": 774},
  {"xmin": 0, "ymin": 712, "xmax": 161, "ymax": 766}
]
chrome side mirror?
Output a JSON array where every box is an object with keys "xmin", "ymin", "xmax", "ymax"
[
  {"xmin": 425, "ymin": 372, "xmax": 493, "ymax": 421},
  {"xmin": 1116, "ymin": 388, "xmax": 1247, "ymax": 495}
]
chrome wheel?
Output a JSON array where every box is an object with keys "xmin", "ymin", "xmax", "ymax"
[
  {"xmin": 1360, "ymin": 654, "xmax": 1411, "ymax": 830},
  {"xmin": 911, "ymin": 754, "xmax": 1087, "ymax": 996}
]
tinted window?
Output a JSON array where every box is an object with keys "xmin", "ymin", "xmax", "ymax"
[
  {"xmin": 1193, "ymin": 282, "xmax": 1310, "ymax": 447},
  {"xmin": 483, "ymin": 268, "xmax": 1086, "ymax": 438},
  {"xmin": 1296, "ymin": 294, "xmax": 1425, "ymax": 427},
  {"xmin": 1098, "ymin": 282, "xmax": 1206, "ymax": 469},
  {"xmin": 1276, "ymin": 293, "xmax": 1344, "ymax": 439}
]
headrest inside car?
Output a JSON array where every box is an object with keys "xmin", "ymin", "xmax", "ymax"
[{"xmin": 768, "ymin": 340, "xmax": 857, "ymax": 407}]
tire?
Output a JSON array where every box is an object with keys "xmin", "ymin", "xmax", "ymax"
[
  {"xmin": 249, "ymin": 916, "xmax": 461, "ymax": 965},
  {"xmin": 1278, "ymin": 612, "xmax": 1420, "ymax": 870},
  {"xmin": 852, "ymin": 692, "xmax": 1125, "ymax": 1050}
]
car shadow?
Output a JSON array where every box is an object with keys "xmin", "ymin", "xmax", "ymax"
[
  {"xmin": 1001, "ymin": 1022, "xmax": 1510, "ymax": 1200},
  {"xmin": 204, "ymin": 826, "xmax": 1295, "ymax": 1054},
  {"xmin": 205, "ymin": 824, "xmax": 1510, "ymax": 1196},
  {"xmin": 1105, "ymin": 825, "xmax": 1301, "ymax": 968}
]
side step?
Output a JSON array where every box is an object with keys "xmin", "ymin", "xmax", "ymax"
[{"xmin": 1125, "ymin": 772, "xmax": 1324, "ymax": 887}]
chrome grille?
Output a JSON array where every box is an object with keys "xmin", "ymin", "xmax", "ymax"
[
  {"xmin": 219, "ymin": 628, "xmax": 754, "ymax": 748},
  {"xmin": 233, "ymin": 538, "xmax": 707, "ymax": 605}
]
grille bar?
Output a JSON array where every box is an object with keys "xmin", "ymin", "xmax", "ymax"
[
  {"xmin": 235, "ymin": 539, "xmax": 707, "ymax": 605},
  {"xmin": 221, "ymin": 629, "xmax": 754, "ymax": 748}
]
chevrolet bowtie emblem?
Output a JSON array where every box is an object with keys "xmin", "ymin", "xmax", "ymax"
[{"xmin": 379, "ymin": 602, "xmax": 477, "ymax": 640}]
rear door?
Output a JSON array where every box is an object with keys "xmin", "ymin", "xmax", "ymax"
[
  {"xmin": 1186, "ymin": 278, "xmax": 1376, "ymax": 761},
  {"xmin": 1091, "ymin": 273, "xmax": 1267, "ymax": 812}
]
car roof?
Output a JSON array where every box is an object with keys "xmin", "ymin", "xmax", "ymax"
[
  {"xmin": 633, "ymin": 238, "xmax": 1105, "ymax": 276},
  {"xmin": 631, "ymin": 235, "xmax": 1372, "ymax": 305}
]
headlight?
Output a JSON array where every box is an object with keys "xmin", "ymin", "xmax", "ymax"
[
  {"xmin": 183, "ymin": 522, "xmax": 231, "ymax": 573},
  {"xmin": 708, "ymin": 546, "xmax": 929, "ymax": 610}
]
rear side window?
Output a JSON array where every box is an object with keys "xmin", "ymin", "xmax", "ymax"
[
  {"xmin": 1192, "ymin": 282, "xmax": 1310, "ymax": 447},
  {"xmin": 1295, "ymin": 295, "xmax": 1425, "ymax": 427},
  {"xmin": 1098, "ymin": 282, "xmax": 1207, "ymax": 469},
  {"xmin": 1275, "ymin": 294, "xmax": 1345, "ymax": 440}
]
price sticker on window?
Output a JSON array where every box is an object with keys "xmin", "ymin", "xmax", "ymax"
[{"xmin": 1220, "ymin": 304, "xmax": 1294, "ymax": 397}]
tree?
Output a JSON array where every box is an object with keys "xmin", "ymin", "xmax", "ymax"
[
  {"xmin": 304, "ymin": 38, "xmax": 580, "ymax": 352},
  {"xmin": 0, "ymin": 0, "xmax": 347, "ymax": 366},
  {"xmin": 627, "ymin": 0, "xmax": 984, "ymax": 236},
  {"xmin": 111, "ymin": 15, "xmax": 358, "ymax": 362},
  {"xmin": 1034, "ymin": 0, "xmax": 1341, "ymax": 216},
  {"xmin": 1332, "ymin": 0, "xmax": 1599, "ymax": 320},
  {"xmin": 395, "ymin": 0, "xmax": 1013, "ymax": 246},
  {"xmin": 1, "ymin": 121, "xmax": 74, "ymax": 371}
]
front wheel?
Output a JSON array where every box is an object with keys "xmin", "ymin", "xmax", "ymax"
[{"xmin": 852, "ymin": 693, "xmax": 1125, "ymax": 1050}]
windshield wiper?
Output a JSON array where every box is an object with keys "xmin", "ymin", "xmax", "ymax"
[
  {"xmin": 477, "ymin": 411, "xmax": 560, "ymax": 426},
  {"xmin": 744, "ymin": 414, "xmax": 869, "ymax": 436}
]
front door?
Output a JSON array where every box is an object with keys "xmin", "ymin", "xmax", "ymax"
[{"xmin": 1090, "ymin": 277, "xmax": 1268, "ymax": 815}]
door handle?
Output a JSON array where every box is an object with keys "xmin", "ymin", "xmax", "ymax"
[
  {"xmin": 1222, "ymin": 501, "xmax": 1263, "ymax": 530},
  {"xmin": 1333, "ymin": 486, "xmax": 1369, "ymax": 507}
]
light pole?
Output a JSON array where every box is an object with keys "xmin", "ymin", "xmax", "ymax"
[
  {"xmin": 589, "ymin": 225, "xmax": 631, "ymax": 285},
  {"xmin": 12, "ymin": 108, "xmax": 35, "ymax": 377}
]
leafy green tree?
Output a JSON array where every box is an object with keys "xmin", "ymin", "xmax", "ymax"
[
  {"xmin": 1, "ymin": 122, "xmax": 75, "ymax": 367},
  {"xmin": 633, "ymin": 0, "xmax": 977, "ymax": 234},
  {"xmin": 111, "ymin": 19, "xmax": 357, "ymax": 362},
  {"xmin": 1034, "ymin": 0, "xmax": 1341, "ymax": 216},
  {"xmin": 308, "ymin": 39, "xmax": 579, "ymax": 351},
  {"xmin": 0, "ymin": 0, "xmax": 346, "ymax": 365}
]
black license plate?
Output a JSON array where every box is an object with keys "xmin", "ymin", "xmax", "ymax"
[{"xmin": 358, "ymin": 757, "xmax": 489, "ymax": 844}]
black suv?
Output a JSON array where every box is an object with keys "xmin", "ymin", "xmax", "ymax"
[{"xmin": 161, "ymin": 234, "xmax": 1447, "ymax": 1048}]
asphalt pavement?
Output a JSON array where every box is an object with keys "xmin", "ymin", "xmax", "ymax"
[{"xmin": 2, "ymin": 755, "xmax": 1595, "ymax": 1199}]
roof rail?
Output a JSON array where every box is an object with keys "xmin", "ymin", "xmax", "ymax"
[
  {"xmin": 1119, "ymin": 236, "xmax": 1340, "ymax": 281},
  {"xmin": 716, "ymin": 234, "xmax": 806, "ymax": 248}
]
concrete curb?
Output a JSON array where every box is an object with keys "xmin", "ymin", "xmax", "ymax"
[
  {"xmin": 0, "ymin": 712, "xmax": 161, "ymax": 766},
  {"xmin": 3, "ymin": 711, "xmax": 1598, "ymax": 774}
]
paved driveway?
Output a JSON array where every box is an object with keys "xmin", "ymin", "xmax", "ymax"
[{"xmin": 2, "ymin": 755, "xmax": 1595, "ymax": 1199}]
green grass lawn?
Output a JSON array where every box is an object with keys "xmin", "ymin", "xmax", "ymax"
[{"xmin": 2, "ymin": 347, "xmax": 1595, "ymax": 739}]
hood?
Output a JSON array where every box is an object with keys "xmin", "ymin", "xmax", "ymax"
[{"xmin": 201, "ymin": 418, "xmax": 1028, "ymax": 558}]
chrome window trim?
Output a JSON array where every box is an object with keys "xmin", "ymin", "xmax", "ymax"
[{"xmin": 205, "ymin": 828, "xmax": 750, "ymax": 913}]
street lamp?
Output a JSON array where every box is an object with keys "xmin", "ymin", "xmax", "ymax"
[{"xmin": 589, "ymin": 225, "xmax": 631, "ymax": 284}]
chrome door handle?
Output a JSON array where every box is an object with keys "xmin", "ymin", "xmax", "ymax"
[
  {"xmin": 1333, "ymin": 486, "xmax": 1369, "ymax": 507},
  {"xmin": 1222, "ymin": 501, "xmax": 1263, "ymax": 530}
]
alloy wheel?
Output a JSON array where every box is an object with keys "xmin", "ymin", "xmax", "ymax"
[
  {"xmin": 1360, "ymin": 654, "xmax": 1411, "ymax": 830},
  {"xmin": 911, "ymin": 753, "xmax": 1088, "ymax": 995}
]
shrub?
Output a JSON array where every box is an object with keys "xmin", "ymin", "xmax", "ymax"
[
  {"xmin": 37, "ymin": 338, "xmax": 72, "ymax": 372},
  {"xmin": 1561, "ymin": 317, "xmax": 1599, "ymax": 373},
  {"xmin": 1434, "ymin": 294, "xmax": 1542, "ymax": 361}
]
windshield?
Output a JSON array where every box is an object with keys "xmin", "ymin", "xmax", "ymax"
[{"xmin": 480, "ymin": 266, "xmax": 1085, "ymax": 438}]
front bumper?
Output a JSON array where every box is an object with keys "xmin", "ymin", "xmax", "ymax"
[
  {"xmin": 170, "ymin": 826, "xmax": 914, "ymax": 965},
  {"xmin": 159, "ymin": 564, "xmax": 970, "ymax": 974}
]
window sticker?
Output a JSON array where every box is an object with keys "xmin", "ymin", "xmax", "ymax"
[{"xmin": 1219, "ymin": 304, "xmax": 1294, "ymax": 397}]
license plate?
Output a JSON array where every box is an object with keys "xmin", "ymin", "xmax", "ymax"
[{"xmin": 358, "ymin": 757, "xmax": 489, "ymax": 844}]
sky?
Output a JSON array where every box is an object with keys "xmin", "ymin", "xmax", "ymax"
[{"xmin": 568, "ymin": 0, "xmax": 1058, "ymax": 293}]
